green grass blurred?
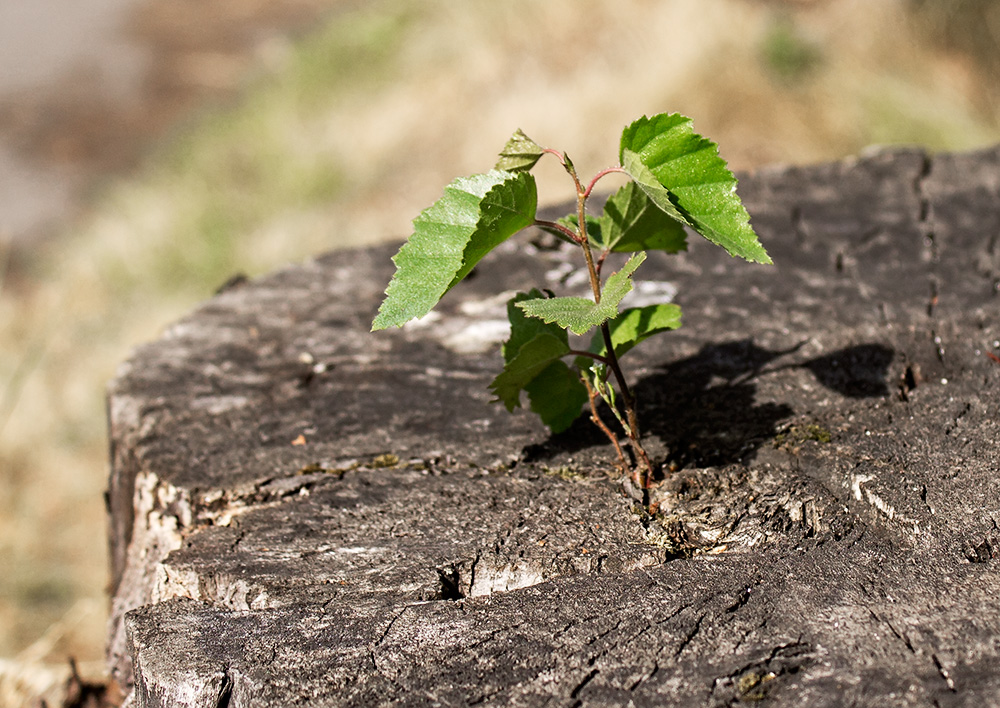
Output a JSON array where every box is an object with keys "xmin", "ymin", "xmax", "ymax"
[{"xmin": 1, "ymin": 0, "xmax": 998, "ymax": 688}]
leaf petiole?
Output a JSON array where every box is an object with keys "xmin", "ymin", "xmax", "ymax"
[
  {"xmin": 568, "ymin": 349, "xmax": 611, "ymax": 366},
  {"xmin": 534, "ymin": 219, "xmax": 584, "ymax": 245},
  {"xmin": 584, "ymin": 166, "xmax": 628, "ymax": 199}
]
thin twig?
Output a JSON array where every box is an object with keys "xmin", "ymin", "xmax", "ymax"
[
  {"xmin": 584, "ymin": 166, "xmax": 628, "ymax": 199},
  {"xmin": 583, "ymin": 376, "xmax": 628, "ymax": 474},
  {"xmin": 568, "ymin": 349, "xmax": 611, "ymax": 365},
  {"xmin": 575, "ymin": 182, "xmax": 654, "ymax": 488},
  {"xmin": 534, "ymin": 219, "xmax": 583, "ymax": 244}
]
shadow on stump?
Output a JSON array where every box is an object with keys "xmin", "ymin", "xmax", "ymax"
[{"xmin": 524, "ymin": 340, "xmax": 894, "ymax": 469}]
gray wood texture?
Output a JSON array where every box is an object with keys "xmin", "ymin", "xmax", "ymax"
[{"xmin": 107, "ymin": 146, "xmax": 1000, "ymax": 706}]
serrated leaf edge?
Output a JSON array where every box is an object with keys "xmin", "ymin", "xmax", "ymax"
[{"xmin": 514, "ymin": 252, "xmax": 647, "ymax": 335}]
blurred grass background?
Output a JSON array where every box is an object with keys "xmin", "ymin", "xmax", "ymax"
[{"xmin": 1, "ymin": 0, "xmax": 999, "ymax": 699}]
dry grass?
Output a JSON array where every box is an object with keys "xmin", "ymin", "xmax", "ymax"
[
  {"xmin": 1, "ymin": 0, "xmax": 998, "ymax": 696},
  {"xmin": 0, "ymin": 599, "xmax": 108, "ymax": 707}
]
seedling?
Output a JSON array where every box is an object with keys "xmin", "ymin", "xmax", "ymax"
[{"xmin": 372, "ymin": 113, "xmax": 770, "ymax": 489}]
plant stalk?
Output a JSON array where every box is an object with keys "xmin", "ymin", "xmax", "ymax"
[
  {"xmin": 575, "ymin": 189, "xmax": 654, "ymax": 488},
  {"xmin": 583, "ymin": 166, "xmax": 628, "ymax": 199}
]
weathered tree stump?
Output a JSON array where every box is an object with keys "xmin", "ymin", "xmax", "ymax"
[{"xmin": 107, "ymin": 147, "xmax": 1000, "ymax": 707}]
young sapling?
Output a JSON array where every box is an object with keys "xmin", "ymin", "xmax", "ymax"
[{"xmin": 372, "ymin": 113, "xmax": 770, "ymax": 490}]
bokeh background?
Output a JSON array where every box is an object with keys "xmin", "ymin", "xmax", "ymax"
[{"xmin": 1, "ymin": 0, "xmax": 999, "ymax": 702}]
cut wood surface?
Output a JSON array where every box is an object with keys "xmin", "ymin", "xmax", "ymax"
[{"xmin": 107, "ymin": 147, "xmax": 1000, "ymax": 706}]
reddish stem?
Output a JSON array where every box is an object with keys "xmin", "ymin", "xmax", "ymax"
[
  {"xmin": 542, "ymin": 147, "xmax": 565, "ymax": 163},
  {"xmin": 584, "ymin": 166, "xmax": 628, "ymax": 199},
  {"xmin": 534, "ymin": 219, "xmax": 584, "ymax": 244},
  {"xmin": 568, "ymin": 349, "xmax": 612, "ymax": 365}
]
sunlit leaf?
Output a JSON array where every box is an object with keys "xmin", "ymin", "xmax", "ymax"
[
  {"xmin": 620, "ymin": 113, "xmax": 770, "ymax": 264},
  {"xmin": 372, "ymin": 170, "xmax": 537, "ymax": 329},
  {"xmin": 495, "ymin": 129, "xmax": 545, "ymax": 173},
  {"xmin": 450, "ymin": 172, "xmax": 538, "ymax": 288},
  {"xmin": 587, "ymin": 304, "xmax": 682, "ymax": 360},
  {"xmin": 516, "ymin": 252, "xmax": 646, "ymax": 335},
  {"xmin": 598, "ymin": 181, "xmax": 687, "ymax": 253}
]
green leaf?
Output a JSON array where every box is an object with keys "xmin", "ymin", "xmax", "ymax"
[
  {"xmin": 598, "ymin": 181, "xmax": 688, "ymax": 253},
  {"xmin": 588, "ymin": 304, "xmax": 682, "ymax": 360},
  {"xmin": 495, "ymin": 292, "xmax": 586, "ymax": 432},
  {"xmin": 525, "ymin": 361, "xmax": 588, "ymax": 433},
  {"xmin": 503, "ymin": 290, "xmax": 568, "ymax": 363},
  {"xmin": 620, "ymin": 113, "xmax": 770, "ymax": 264},
  {"xmin": 495, "ymin": 129, "xmax": 545, "ymax": 172},
  {"xmin": 372, "ymin": 170, "xmax": 537, "ymax": 330},
  {"xmin": 620, "ymin": 150, "xmax": 689, "ymax": 225},
  {"xmin": 516, "ymin": 252, "xmax": 647, "ymax": 335},
  {"xmin": 450, "ymin": 172, "xmax": 538, "ymax": 288},
  {"xmin": 489, "ymin": 332, "xmax": 571, "ymax": 411}
]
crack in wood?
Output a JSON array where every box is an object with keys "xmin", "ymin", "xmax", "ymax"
[
  {"xmin": 214, "ymin": 665, "xmax": 233, "ymax": 708},
  {"xmin": 673, "ymin": 613, "xmax": 705, "ymax": 658},
  {"xmin": 569, "ymin": 668, "xmax": 599, "ymax": 701},
  {"xmin": 368, "ymin": 606, "xmax": 409, "ymax": 674}
]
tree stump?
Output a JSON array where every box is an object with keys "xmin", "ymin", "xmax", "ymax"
[{"xmin": 106, "ymin": 147, "xmax": 1000, "ymax": 707}]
